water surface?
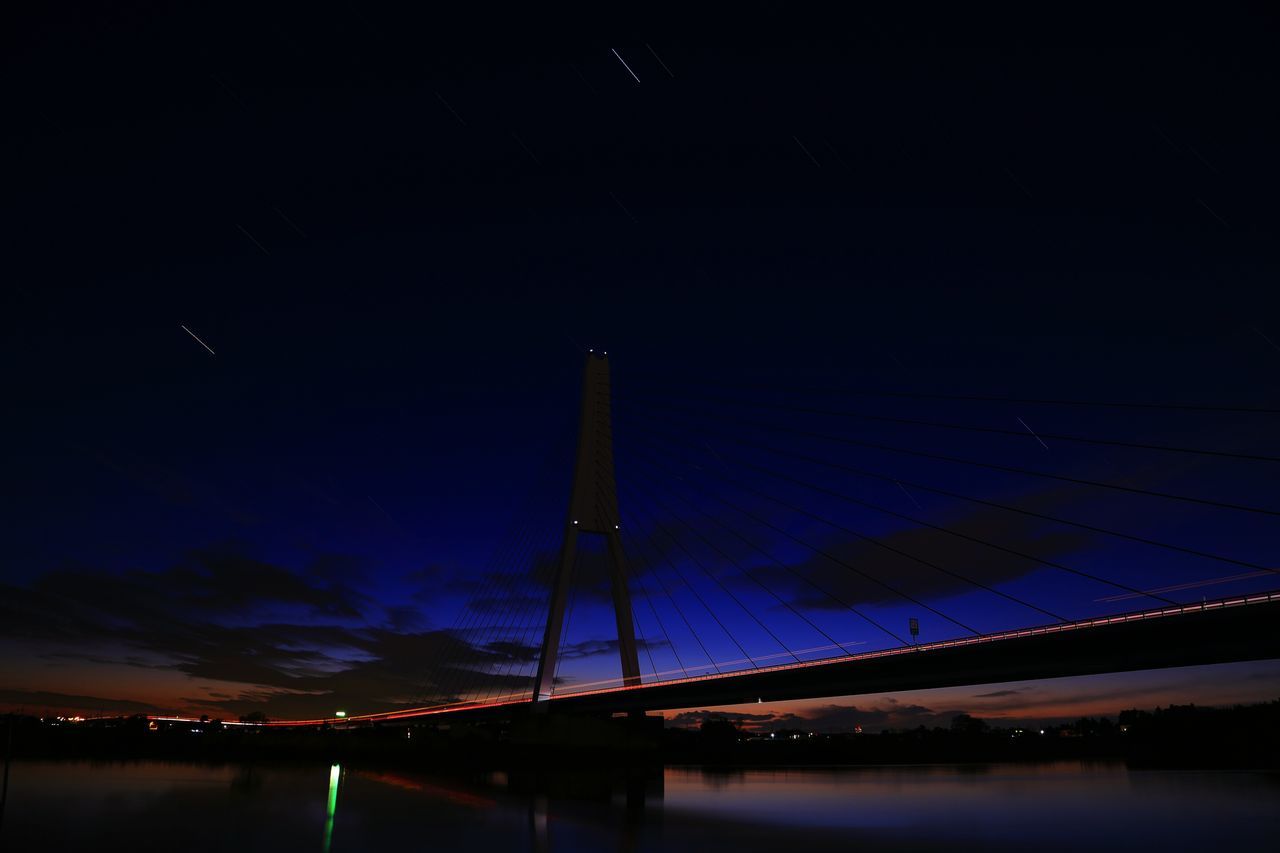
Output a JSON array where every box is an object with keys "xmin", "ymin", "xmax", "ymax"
[{"xmin": 1, "ymin": 760, "xmax": 1275, "ymax": 851}]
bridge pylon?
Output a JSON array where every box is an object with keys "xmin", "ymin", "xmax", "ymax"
[{"xmin": 533, "ymin": 351, "xmax": 642, "ymax": 706}]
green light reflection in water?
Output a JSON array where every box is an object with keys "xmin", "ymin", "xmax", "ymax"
[{"xmin": 323, "ymin": 763, "xmax": 340, "ymax": 852}]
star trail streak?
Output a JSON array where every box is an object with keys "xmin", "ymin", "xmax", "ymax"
[{"xmin": 180, "ymin": 325, "xmax": 216, "ymax": 355}]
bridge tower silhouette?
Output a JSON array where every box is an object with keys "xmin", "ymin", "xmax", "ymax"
[{"xmin": 533, "ymin": 351, "xmax": 642, "ymax": 704}]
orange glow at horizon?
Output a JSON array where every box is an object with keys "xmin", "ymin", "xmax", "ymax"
[{"xmin": 661, "ymin": 659, "xmax": 1280, "ymax": 731}]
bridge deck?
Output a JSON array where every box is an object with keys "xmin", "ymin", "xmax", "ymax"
[{"xmin": 206, "ymin": 590, "xmax": 1280, "ymax": 728}]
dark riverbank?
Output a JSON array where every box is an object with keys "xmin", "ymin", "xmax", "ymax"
[{"xmin": 4, "ymin": 699, "xmax": 1278, "ymax": 770}]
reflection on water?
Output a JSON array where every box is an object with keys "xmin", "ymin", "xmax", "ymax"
[
  {"xmin": 322, "ymin": 764, "xmax": 339, "ymax": 853},
  {"xmin": 1, "ymin": 759, "xmax": 1277, "ymax": 852}
]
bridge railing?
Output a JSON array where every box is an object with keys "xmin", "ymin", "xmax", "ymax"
[
  {"xmin": 543, "ymin": 590, "xmax": 1280, "ymax": 704},
  {"xmin": 187, "ymin": 589, "xmax": 1278, "ymax": 728}
]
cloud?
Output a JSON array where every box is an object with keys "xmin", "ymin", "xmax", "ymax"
[
  {"xmin": 785, "ymin": 699, "xmax": 956, "ymax": 732},
  {"xmin": 973, "ymin": 689, "xmax": 1023, "ymax": 698},
  {"xmin": 560, "ymin": 637, "xmax": 668, "ymax": 661},
  {"xmin": 0, "ymin": 546, "xmax": 372, "ymax": 646},
  {"xmin": 384, "ymin": 605, "xmax": 427, "ymax": 632},
  {"xmin": 0, "ymin": 688, "xmax": 166, "ymax": 715},
  {"xmin": 482, "ymin": 640, "xmax": 540, "ymax": 663},
  {"xmin": 740, "ymin": 483, "xmax": 1095, "ymax": 611},
  {"xmin": 0, "ymin": 545, "xmax": 560, "ymax": 717},
  {"xmin": 466, "ymin": 593, "xmax": 547, "ymax": 615},
  {"xmin": 667, "ymin": 698, "xmax": 965, "ymax": 733},
  {"xmin": 667, "ymin": 709, "xmax": 779, "ymax": 728}
]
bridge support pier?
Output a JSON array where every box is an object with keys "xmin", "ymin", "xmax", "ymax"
[{"xmin": 533, "ymin": 352, "xmax": 642, "ymax": 707}]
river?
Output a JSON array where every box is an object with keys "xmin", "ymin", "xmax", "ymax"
[{"xmin": 1, "ymin": 759, "xmax": 1275, "ymax": 851}]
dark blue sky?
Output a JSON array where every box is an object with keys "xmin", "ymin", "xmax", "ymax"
[{"xmin": 3, "ymin": 2, "xmax": 1279, "ymax": 721}]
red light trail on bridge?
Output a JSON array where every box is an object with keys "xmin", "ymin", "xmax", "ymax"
[{"xmin": 144, "ymin": 589, "xmax": 1278, "ymax": 730}]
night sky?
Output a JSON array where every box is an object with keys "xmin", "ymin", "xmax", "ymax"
[{"xmin": 4, "ymin": 3, "xmax": 1279, "ymax": 728}]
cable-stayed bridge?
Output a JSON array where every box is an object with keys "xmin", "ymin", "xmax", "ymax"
[{"xmin": 261, "ymin": 353, "xmax": 1280, "ymax": 728}]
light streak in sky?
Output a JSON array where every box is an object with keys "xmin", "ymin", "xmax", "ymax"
[
  {"xmin": 434, "ymin": 91, "xmax": 467, "ymax": 126},
  {"xmin": 1017, "ymin": 416, "xmax": 1049, "ymax": 449},
  {"xmin": 792, "ymin": 135, "xmax": 821, "ymax": 167},
  {"xmin": 233, "ymin": 222, "xmax": 271, "ymax": 255},
  {"xmin": 180, "ymin": 325, "xmax": 216, "ymax": 355},
  {"xmin": 1251, "ymin": 325, "xmax": 1280, "ymax": 353},
  {"xmin": 611, "ymin": 48, "xmax": 641, "ymax": 84},
  {"xmin": 1096, "ymin": 570, "xmax": 1275, "ymax": 602},
  {"xmin": 645, "ymin": 43, "xmax": 674, "ymax": 78}
]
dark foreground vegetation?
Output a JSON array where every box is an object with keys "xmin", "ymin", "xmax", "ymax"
[
  {"xmin": 666, "ymin": 700, "xmax": 1280, "ymax": 768},
  {"xmin": 3, "ymin": 699, "xmax": 1278, "ymax": 770}
]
